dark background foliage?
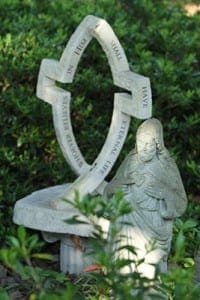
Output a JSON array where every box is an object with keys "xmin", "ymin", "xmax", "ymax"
[{"xmin": 0, "ymin": 0, "xmax": 199, "ymax": 240}]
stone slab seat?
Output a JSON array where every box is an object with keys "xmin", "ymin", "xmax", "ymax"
[{"xmin": 13, "ymin": 184, "xmax": 109, "ymax": 274}]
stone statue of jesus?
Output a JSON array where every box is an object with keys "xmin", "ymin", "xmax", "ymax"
[{"xmin": 103, "ymin": 118, "xmax": 187, "ymax": 278}]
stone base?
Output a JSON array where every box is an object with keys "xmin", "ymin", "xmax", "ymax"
[
  {"xmin": 60, "ymin": 235, "xmax": 93, "ymax": 274},
  {"xmin": 13, "ymin": 184, "xmax": 94, "ymax": 236},
  {"xmin": 13, "ymin": 184, "xmax": 109, "ymax": 274}
]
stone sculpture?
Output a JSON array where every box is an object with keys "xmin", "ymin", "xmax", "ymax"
[
  {"xmin": 13, "ymin": 15, "xmax": 152, "ymax": 274},
  {"xmin": 13, "ymin": 14, "xmax": 187, "ymax": 280},
  {"xmin": 103, "ymin": 118, "xmax": 187, "ymax": 278},
  {"xmin": 36, "ymin": 14, "xmax": 152, "ymax": 209}
]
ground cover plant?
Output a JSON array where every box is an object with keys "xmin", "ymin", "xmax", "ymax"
[{"xmin": 0, "ymin": 0, "xmax": 200, "ymax": 299}]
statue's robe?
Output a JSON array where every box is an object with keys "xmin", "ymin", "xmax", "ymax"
[
  {"xmin": 103, "ymin": 149, "xmax": 187, "ymax": 276},
  {"xmin": 104, "ymin": 149, "xmax": 187, "ymax": 218}
]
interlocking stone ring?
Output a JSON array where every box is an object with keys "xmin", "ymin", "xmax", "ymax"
[{"xmin": 36, "ymin": 15, "xmax": 152, "ymax": 209}]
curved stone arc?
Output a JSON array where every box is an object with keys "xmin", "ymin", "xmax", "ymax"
[
  {"xmin": 36, "ymin": 59, "xmax": 90, "ymax": 175},
  {"xmin": 57, "ymin": 15, "xmax": 98, "ymax": 83},
  {"xmin": 56, "ymin": 15, "xmax": 130, "ymax": 84},
  {"xmin": 91, "ymin": 18, "xmax": 129, "ymax": 76},
  {"xmin": 54, "ymin": 15, "xmax": 152, "ymax": 120},
  {"xmin": 37, "ymin": 15, "xmax": 132, "ymax": 176},
  {"xmin": 58, "ymin": 94, "xmax": 131, "ymax": 204},
  {"xmin": 36, "ymin": 15, "xmax": 152, "ymax": 209},
  {"xmin": 36, "ymin": 15, "xmax": 131, "ymax": 179},
  {"xmin": 52, "ymin": 91, "xmax": 90, "ymax": 175}
]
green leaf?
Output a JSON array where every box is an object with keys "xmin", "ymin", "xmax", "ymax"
[
  {"xmin": 31, "ymin": 253, "xmax": 53, "ymax": 260},
  {"xmin": 175, "ymin": 230, "xmax": 185, "ymax": 258},
  {"xmin": 65, "ymin": 215, "xmax": 89, "ymax": 225},
  {"xmin": 0, "ymin": 289, "xmax": 9, "ymax": 300},
  {"xmin": 182, "ymin": 219, "xmax": 197, "ymax": 230},
  {"xmin": 8, "ymin": 236, "xmax": 20, "ymax": 248},
  {"xmin": 27, "ymin": 234, "xmax": 40, "ymax": 250},
  {"xmin": 17, "ymin": 225, "xmax": 26, "ymax": 243},
  {"xmin": 183, "ymin": 257, "xmax": 194, "ymax": 268}
]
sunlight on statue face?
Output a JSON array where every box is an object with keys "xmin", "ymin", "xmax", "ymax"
[{"xmin": 137, "ymin": 133, "xmax": 157, "ymax": 162}]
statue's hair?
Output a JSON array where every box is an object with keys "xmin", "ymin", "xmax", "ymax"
[{"xmin": 136, "ymin": 118, "xmax": 165, "ymax": 154}]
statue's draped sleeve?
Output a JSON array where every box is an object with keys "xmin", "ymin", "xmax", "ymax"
[
  {"xmin": 159, "ymin": 156, "xmax": 187, "ymax": 219},
  {"xmin": 104, "ymin": 149, "xmax": 187, "ymax": 219},
  {"xmin": 144, "ymin": 154, "xmax": 187, "ymax": 219}
]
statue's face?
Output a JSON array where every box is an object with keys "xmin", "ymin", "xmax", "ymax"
[{"xmin": 137, "ymin": 133, "xmax": 157, "ymax": 162}]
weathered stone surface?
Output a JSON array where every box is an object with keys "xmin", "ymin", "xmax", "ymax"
[
  {"xmin": 13, "ymin": 184, "xmax": 109, "ymax": 236},
  {"xmin": 103, "ymin": 118, "xmax": 187, "ymax": 279},
  {"xmin": 14, "ymin": 15, "xmax": 153, "ymax": 274},
  {"xmin": 60, "ymin": 236, "xmax": 93, "ymax": 274},
  {"xmin": 36, "ymin": 15, "xmax": 152, "ymax": 208},
  {"xmin": 13, "ymin": 184, "xmax": 109, "ymax": 274},
  {"xmin": 14, "ymin": 185, "xmax": 88, "ymax": 235}
]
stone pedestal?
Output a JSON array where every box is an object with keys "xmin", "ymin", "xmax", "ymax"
[
  {"xmin": 60, "ymin": 236, "xmax": 93, "ymax": 274},
  {"xmin": 13, "ymin": 184, "xmax": 109, "ymax": 274}
]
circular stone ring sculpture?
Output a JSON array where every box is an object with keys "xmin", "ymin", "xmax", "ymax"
[
  {"xmin": 37, "ymin": 14, "xmax": 152, "ymax": 208},
  {"xmin": 13, "ymin": 15, "xmax": 152, "ymax": 274}
]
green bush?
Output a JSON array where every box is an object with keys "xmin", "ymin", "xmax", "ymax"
[
  {"xmin": 0, "ymin": 0, "xmax": 199, "ymax": 297},
  {"xmin": 1, "ymin": 193, "xmax": 199, "ymax": 299}
]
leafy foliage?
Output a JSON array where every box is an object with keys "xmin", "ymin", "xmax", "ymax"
[
  {"xmin": 0, "ymin": 0, "xmax": 199, "ymax": 298},
  {"xmin": 1, "ymin": 193, "xmax": 199, "ymax": 299}
]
